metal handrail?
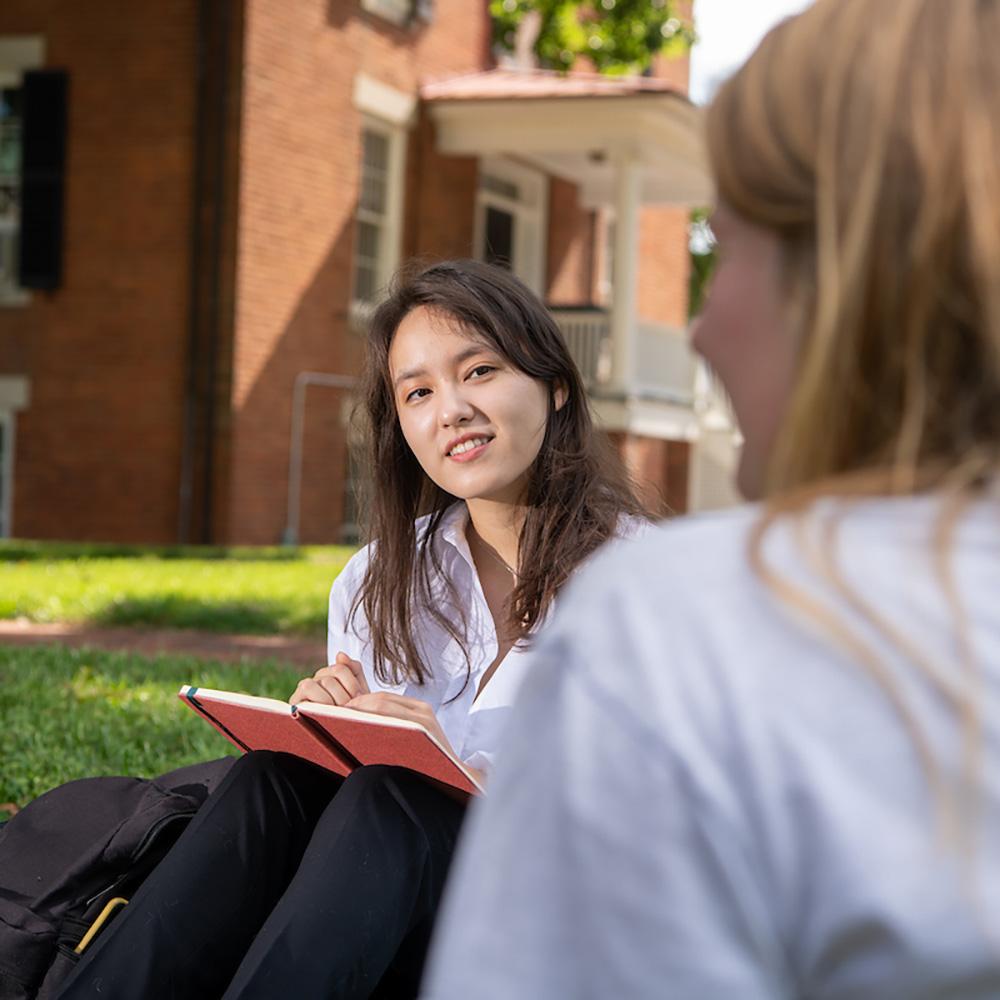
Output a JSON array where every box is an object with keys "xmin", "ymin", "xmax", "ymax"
[{"xmin": 282, "ymin": 371, "xmax": 358, "ymax": 546}]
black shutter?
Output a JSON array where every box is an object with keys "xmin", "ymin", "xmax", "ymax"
[{"xmin": 18, "ymin": 69, "xmax": 68, "ymax": 290}]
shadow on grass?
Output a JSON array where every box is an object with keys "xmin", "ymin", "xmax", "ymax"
[{"xmin": 92, "ymin": 596, "xmax": 325, "ymax": 636}]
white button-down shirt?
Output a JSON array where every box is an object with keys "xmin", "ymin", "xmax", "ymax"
[{"xmin": 327, "ymin": 503, "xmax": 540, "ymax": 774}]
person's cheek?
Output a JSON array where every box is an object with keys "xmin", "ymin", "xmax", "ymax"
[{"xmin": 398, "ymin": 410, "xmax": 428, "ymax": 466}]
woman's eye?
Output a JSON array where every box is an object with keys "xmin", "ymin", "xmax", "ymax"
[
  {"xmin": 468, "ymin": 365, "xmax": 496, "ymax": 379},
  {"xmin": 405, "ymin": 387, "xmax": 430, "ymax": 402}
]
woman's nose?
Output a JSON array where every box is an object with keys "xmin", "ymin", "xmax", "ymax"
[{"xmin": 438, "ymin": 384, "xmax": 475, "ymax": 426}]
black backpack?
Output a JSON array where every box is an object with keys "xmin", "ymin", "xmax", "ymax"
[{"xmin": 0, "ymin": 757, "xmax": 234, "ymax": 1000}]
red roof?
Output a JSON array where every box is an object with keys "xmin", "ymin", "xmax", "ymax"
[{"xmin": 421, "ymin": 67, "xmax": 685, "ymax": 103}]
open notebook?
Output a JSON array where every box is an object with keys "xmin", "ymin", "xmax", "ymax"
[{"xmin": 178, "ymin": 685, "xmax": 484, "ymax": 798}]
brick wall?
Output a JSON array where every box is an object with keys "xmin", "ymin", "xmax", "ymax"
[
  {"xmin": 0, "ymin": 1, "xmax": 201, "ymax": 542},
  {"xmin": 0, "ymin": 0, "xmax": 698, "ymax": 544},
  {"xmin": 607, "ymin": 431, "xmax": 690, "ymax": 517},
  {"xmin": 639, "ymin": 34, "xmax": 692, "ymax": 329},
  {"xmin": 405, "ymin": 111, "xmax": 478, "ymax": 262},
  {"xmin": 228, "ymin": 0, "xmax": 490, "ymax": 544},
  {"xmin": 546, "ymin": 177, "xmax": 595, "ymax": 306}
]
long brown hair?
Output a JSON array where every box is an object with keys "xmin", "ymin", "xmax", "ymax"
[
  {"xmin": 352, "ymin": 259, "xmax": 645, "ymax": 688},
  {"xmin": 706, "ymin": 0, "xmax": 1000, "ymax": 844}
]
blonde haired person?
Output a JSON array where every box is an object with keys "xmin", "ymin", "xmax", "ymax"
[{"xmin": 421, "ymin": 2, "xmax": 1000, "ymax": 998}]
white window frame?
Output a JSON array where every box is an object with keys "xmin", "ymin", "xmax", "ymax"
[
  {"xmin": 0, "ymin": 409, "xmax": 13, "ymax": 538},
  {"xmin": 0, "ymin": 36, "xmax": 44, "ymax": 308},
  {"xmin": 474, "ymin": 157, "xmax": 548, "ymax": 297},
  {"xmin": 350, "ymin": 114, "xmax": 407, "ymax": 314},
  {"xmin": 0, "ymin": 377, "xmax": 31, "ymax": 538},
  {"xmin": 361, "ymin": 0, "xmax": 411, "ymax": 26}
]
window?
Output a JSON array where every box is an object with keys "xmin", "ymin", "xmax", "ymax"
[
  {"xmin": 0, "ymin": 36, "xmax": 45, "ymax": 304},
  {"xmin": 352, "ymin": 120, "xmax": 405, "ymax": 308},
  {"xmin": 0, "ymin": 83, "xmax": 23, "ymax": 301},
  {"xmin": 361, "ymin": 0, "xmax": 411, "ymax": 25},
  {"xmin": 474, "ymin": 157, "xmax": 547, "ymax": 295},
  {"xmin": 361, "ymin": 0, "xmax": 434, "ymax": 26}
]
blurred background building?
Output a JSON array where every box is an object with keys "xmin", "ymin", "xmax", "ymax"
[{"xmin": 0, "ymin": 0, "xmax": 736, "ymax": 545}]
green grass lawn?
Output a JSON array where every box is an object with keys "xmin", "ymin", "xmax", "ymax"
[
  {"xmin": 0, "ymin": 540, "xmax": 356, "ymax": 636},
  {"xmin": 0, "ymin": 645, "xmax": 303, "ymax": 809}
]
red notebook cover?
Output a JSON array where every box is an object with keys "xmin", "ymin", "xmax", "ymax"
[
  {"xmin": 178, "ymin": 686, "xmax": 357, "ymax": 778},
  {"xmin": 296, "ymin": 702, "xmax": 483, "ymax": 797}
]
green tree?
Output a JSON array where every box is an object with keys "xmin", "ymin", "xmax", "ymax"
[{"xmin": 490, "ymin": 0, "xmax": 695, "ymax": 76}]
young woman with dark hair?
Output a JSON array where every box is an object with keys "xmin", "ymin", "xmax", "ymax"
[{"xmin": 57, "ymin": 259, "xmax": 646, "ymax": 999}]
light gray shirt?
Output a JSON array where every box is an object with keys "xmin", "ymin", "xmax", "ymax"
[{"xmin": 423, "ymin": 496, "xmax": 1000, "ymax": 998}]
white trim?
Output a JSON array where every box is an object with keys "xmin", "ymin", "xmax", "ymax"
[
  {"xmin": 688, "ymin": 426, "xmax": 742, "ymax": 513},
  {"xmin": 351, "ymin": 116, "xmax": 407, "ymax": 308},
  {"xmin": 474, "ymin": 157, "xmax": 548, "ymax": 296},
  {"xmin": 591, "ymin": 396, "xmax": 701, "ymax": 440},
  {"xmin": 0, "ymin": 376, "xmax": 29, "ymax": 410},
  {"xmin": 610, "ymin": 153, "xmax": 640, "ymax": 394},
  {"xmin": 353, "ymin": 73, "xmax": 417, "ymax": 127},
  {"xmin": 430, "ymin": 96, "xmax": 711, "ymax": 208},
  {"xmin": 0, "ymin": 36, "xmax": 44, "ymax": 86},
  {"xmin": 361, "ymin": 0, "xmax": 411, "ymax": 26},
  {"xmin": 0, "ymin": 409, "xmax": 14, "ymax": 537},
  {"xmin": 596, "ymin": 207, "xmax": 615, "ymax": 305}
]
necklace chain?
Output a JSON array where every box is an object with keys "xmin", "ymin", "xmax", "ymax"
[
  {"xmin": 484, "ymin": 543, "xmax": 518, "ymax": 579},
  {"xmin": 470, "ymin": 528, "xmax": 518, "ymax": 580}
]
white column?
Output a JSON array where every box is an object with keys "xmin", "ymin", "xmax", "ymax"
[{"xmin": 610, "ymin": 153, "xmax": 641, "ymax": 395}]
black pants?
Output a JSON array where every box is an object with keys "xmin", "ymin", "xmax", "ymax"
[{"xmin": 57, "ymin": 752, "xmax": 467, "ymax": 999}]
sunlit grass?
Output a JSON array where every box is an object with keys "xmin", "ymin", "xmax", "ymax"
[
  {"xmin": 0, "ymin": 645, "xmax": 303, "ymax": 808},
  {"xmin": 0, "ymin": 543, "xmax": 357, "ymax": 636}
]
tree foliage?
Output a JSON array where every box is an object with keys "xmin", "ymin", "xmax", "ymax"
[{"xmin": 490, "ymin": 0, "xmax": 695, "ymax": 75}]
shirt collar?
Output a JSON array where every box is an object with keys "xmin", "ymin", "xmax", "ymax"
[{"xmin": 438, "ymin": 501, "xmax": 475, "ymax": 570}]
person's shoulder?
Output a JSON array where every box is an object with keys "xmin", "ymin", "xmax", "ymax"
[
  {"xmin": 611, "ymin": 512, "xmax": 653, "ymax": 541},
  {"xmin": 592, "ymin": 504, "xmax": 764, "ymax": 595},
  {"xmin": 529, "ymin": 507, "xmax": 770, "ymax": 761},
  {"xmin": 550, "ymin": 506, "xmax": 765, "ymax": 667},
  {"xmin": 328, "ymin": 541, "xmax": 373, "ymax": 606}
]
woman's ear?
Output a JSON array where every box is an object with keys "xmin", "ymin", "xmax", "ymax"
[{"xmin": 553, "ymin": 380, "xmax": 569, "ymax": 412}]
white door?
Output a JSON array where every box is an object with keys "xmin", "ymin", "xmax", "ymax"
[{"xmin": 474, "ymin": 157, "xmax": 547, "ymax": 296}]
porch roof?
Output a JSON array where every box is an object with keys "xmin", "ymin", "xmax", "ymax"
[{"xmin": 421, "ymin": 68, "xmax": 713, "ymax": 208}]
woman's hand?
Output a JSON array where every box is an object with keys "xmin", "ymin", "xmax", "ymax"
[
  {"xmin": 346, "ymin": 692, "xmax": 456, "ymax": 758},
  {"xmin": 290, "ymin": 651, "xmax": 369, "ymax": 707}
]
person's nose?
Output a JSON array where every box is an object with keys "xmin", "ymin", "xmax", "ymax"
[{"xmin": 438, "ymin": 381, "xmax": 476, "ymax": 428}]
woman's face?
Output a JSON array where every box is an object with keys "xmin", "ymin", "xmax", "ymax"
[
  {"xmin": 690, "ymin": 204, "xmax": 798, "ymax": 499},
  {"xmin": 389, "ymin": 306, "xmax": 561, "ymax": 506}
]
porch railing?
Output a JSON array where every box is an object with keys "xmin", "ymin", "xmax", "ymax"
[
  {"xmin": 550, "ymin": 307, "xmax": 698, "ymax": 406},
  {"xmin": 550, "ymin": 308, "xmax": 612, "ymax": 388}
]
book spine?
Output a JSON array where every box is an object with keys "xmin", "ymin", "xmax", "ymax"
[
  {"xmin": 181, "ymin": 689, "xmax": 252, "ymax": 754},
  {"xmin": 293, "ymin": 709, "xmax": 363, "ymax": 774}
]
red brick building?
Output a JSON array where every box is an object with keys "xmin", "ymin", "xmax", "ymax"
[{"xmin": 0, "ymin": 0, "xmax": 733, "ymax": 546}]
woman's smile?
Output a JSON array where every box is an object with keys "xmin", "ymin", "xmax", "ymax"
[{"xmin": 446, "ymin": 434, "xmax": 494, "ymax": 462}]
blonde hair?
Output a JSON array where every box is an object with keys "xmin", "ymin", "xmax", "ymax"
[
  {"xmin": 708, "ymin": 0, "xmax": 1000, "ymax": 498},
  {"xmin": 706, "ymin": 0, "xmax": 1000, "ymax": 848}
]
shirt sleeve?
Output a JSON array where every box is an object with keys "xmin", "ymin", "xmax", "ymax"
[
  {"xmin": 326, "ymin": 547, "xmax": 396, "ymax": 693},
  {"xmin": 421, "ymin": 617, "xmax": 793, "ymax": 999},
  {"xmin": 458, "ymin": 748, "xmax": 495, "ymax": 776}
]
